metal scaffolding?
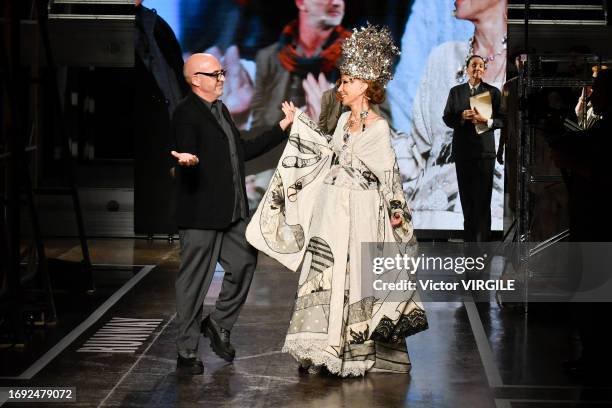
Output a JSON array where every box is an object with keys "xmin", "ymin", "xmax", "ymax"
[{"xmin": 514, "ymin": 53, "xmax": 610, "ymax": 311}]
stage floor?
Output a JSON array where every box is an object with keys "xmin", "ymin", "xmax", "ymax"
[{"xmin": 1, "ymin": 238, "xmax": 611, "ymax": 407}]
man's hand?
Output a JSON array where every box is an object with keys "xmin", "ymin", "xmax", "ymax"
[
  {"xmin": 279, "ymin": 101, "xmax": 296, "ymax": 131},
  {"xmin": 471, "ymin": 106, "xmax": 488, "ymax": 124},
  {"xmin": 171, "ymin": 151, "xmax": 199, "ymax": 166},
  {"xmin": 303, "ymin": 72, "xmax": 331, "ymax": 121},
  {"xmin": 462, "ymin": 109, "xmax": 475, "ymax": 121}
]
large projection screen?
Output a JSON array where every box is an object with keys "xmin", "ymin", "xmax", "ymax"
[{"xmin": 143, "ymin": 0, "xmax": 507, "ymax": 233}]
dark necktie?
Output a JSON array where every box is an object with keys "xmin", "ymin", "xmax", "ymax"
[
  {"xmin": 470, "ymin": 86, "xmax": 476, "ymax": 96},
  {"xmin": 211, "ymin": 101, "xmax": 222, "ymax": 122}
]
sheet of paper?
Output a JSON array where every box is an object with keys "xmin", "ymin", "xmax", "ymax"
[{"xmin": 470, "ymin": 91, "xmax": 492, "ymax": 134}]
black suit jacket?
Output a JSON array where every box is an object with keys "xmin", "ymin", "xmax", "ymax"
[
  {"xmin": 443, "ymin": 82, "xmax": 504, "ymax": 161},
  {"xmin": 171, "ymin": 91, "xmax": 286, "ymax": 229}
]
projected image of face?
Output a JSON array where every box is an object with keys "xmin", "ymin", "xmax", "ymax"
[
  {"xmin": 298, "ymin": 0, "xmax": 345, "ymax": 29},
  {"xmin": 454, "ymin": 0, "xmax": 501, "ymax": 20}
]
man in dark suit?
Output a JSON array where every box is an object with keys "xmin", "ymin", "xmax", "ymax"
[
  {"xmin": 170, "ymin": 53, "xmax": 292, "ymax": 375},
  {"xmin": 443, "ymin": 55, "xmax": 504, "ymax": 242}
]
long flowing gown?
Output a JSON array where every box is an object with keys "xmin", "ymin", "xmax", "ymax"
[{"xmin": 246, "ymin": 110, "xmax": 428, "ymax": 377}]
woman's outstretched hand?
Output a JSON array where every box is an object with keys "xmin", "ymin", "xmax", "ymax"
[
  {"xmin": 391, "ymin": 212, "xmax": 403, "ymax": 228},
  {"xmin": 279, "ymin": 101, "xmax": 296, "ymax": 131}
]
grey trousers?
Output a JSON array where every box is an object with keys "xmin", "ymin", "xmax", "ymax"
[{"xmin": 175, "ymin": 219, "xmax": 257, "ymax": 357}]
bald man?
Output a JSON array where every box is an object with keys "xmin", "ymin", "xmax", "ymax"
[{"xmin": 171, "ymin": 53, "xmax": 292, "ymax": 375}]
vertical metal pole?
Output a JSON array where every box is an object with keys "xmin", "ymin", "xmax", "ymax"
[
  {"xmin": 524, "ymin": 0, "xmax": 529, "ymax": 53},
  {"xmin": 521, "ymin": 0, "xmax": 531, "ymax": 314},
  {"xmin": 36, "ymin": 0, "xmax": 94, "ymax": 290},
  {"xmin": 6, "ymin": 0, "xmax": 25, "ymax": 342},
  {"xmin": 24, "ymin": 168, "xmax": 58, "ymax": 323}
]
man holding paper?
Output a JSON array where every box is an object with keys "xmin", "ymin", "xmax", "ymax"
[{"xmin": 443, "ymin": 55, "xmax": 504, "ymax": 242}]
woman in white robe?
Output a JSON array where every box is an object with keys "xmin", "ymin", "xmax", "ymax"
[{"xmin": 246, "ymin": 67, "xmax": 428, "ymax": 376}]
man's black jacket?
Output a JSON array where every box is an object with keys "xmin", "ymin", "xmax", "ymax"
[{"xmin": 171, "ymin": 91, "xmax": 286, "ymax": 229}]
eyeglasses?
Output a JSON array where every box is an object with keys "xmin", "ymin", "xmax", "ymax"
[{"xmin": 194, "ymin": 70, "xmax": 227, "ymax": 81}]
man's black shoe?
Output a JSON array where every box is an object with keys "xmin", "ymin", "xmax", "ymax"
[
  {"xmin": 176, "ymin": 354, "xmax": 204, "ymax": 375},
  {"xmin": 201, "ymin": 316, "xmax": 235, "ymax": 362}
]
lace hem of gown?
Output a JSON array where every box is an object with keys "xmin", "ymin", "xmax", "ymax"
[{"xmin": 282, "ymin": 338, "xmax": 374, "ymax": 377}]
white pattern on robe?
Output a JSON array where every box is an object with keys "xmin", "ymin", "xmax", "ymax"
[{"xmin": 246, "ymin": 110, "xmax": 428, "ymax": 377}]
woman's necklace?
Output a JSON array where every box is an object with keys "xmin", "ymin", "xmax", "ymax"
[
  {"xmin": 470, "ymin": 34, "xmax": 507, "ymax": 63},
  {"xmin": 343, "ymin": 110, "xmax": 369, "ymax": 144},
  {"xmin": 455, "ymin": 34, "xmax": 507, "ymax": 83}
]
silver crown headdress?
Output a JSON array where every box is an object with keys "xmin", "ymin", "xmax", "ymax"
[{"xmin": 337, "ymin": 23, "xmax": 400, "ymax": 86}]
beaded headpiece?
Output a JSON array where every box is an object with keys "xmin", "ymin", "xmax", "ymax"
[{"xmin": 337, "ymin": 23, "xmax": 400, "ymax": 87}]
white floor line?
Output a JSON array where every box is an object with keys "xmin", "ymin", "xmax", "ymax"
[
  {"xmin": 464, "ymin": 297, "xmax": 504, "ymax": 387},
  {"xmin": 0, "ymin": 265, "xmax": 156, "ymax": 381},
  {"xmin": 97, "ymin": 313, "xmax": 177, "ymax": 408},
  {"xmin": 234, "ymin": 351, "xmax": 283, "ymax": 361},
  {"xmin": 233, "ymin": 373, "xmax": 298, "ymax": 384}
]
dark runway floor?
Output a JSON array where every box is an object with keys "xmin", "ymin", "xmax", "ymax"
[{"xmin": 1, "ymin": 239, "xmax": 611, "ymax": 407}]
